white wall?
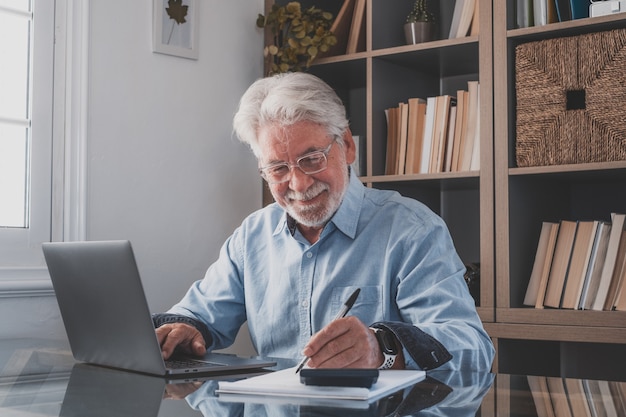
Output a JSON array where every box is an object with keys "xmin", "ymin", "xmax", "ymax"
[
  {"xmin": 2, "ymin": 0, "xmax": 264, "ymax": 356},
  {"xmin": 86, "ymin": 0, "xmax": 263, "ymax": 311}
]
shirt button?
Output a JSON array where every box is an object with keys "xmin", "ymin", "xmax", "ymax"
[
  {"xmin": 302, "ymin": 300, "xmax": 309, "ymax": 308},
  {"xmin": 306, "ymin": 252, "xmax": 313, "ymax": 259}
]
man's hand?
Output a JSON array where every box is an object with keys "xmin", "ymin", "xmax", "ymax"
[
  {"xmin": 301, "ymin": 316, "xmax": 384, "ymax": 369},
  {"xmin": 155, "ymin": 323, "xmax": 206, "ymax": 360},
  {"xmin": 163, "ymin": 381, "xmax": 204, "ymax": 399}
]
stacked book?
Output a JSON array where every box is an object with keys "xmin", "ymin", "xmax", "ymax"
[
  {"xmin": 515, "ymin": 0, "xmax": 589, "ymax": 29},
  {"xmin": 527, "ymin": 375, "xmax": 626, "ymax": 417},
  {"xmin": 384, "ymin": 81, "xmax": 480, "ymax": 175},
  {"xmin": 523, "ymin": 213, "xmax": 626, "ymax": 311}
]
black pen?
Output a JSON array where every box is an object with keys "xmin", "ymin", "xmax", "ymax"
[{"xmin": 295, "ymin": 288, "xmax": 361, "ymax": 373}]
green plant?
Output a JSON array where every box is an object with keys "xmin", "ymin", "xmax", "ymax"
[
  {"xmin": 257, "ymin": 2, "xmax": 336, "ymax": 76},
  {"xmin": 406, "ymin": 0, "xmax": 435, "ymax": 23}
]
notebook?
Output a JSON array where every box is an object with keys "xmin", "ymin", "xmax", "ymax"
[
  {"xmin": 42, "ymin": 240, "xmax": 276, "ymax": 377},
  {"xmin": 216, "ymin": 366, "xmax": 426, "ymax": 409}
]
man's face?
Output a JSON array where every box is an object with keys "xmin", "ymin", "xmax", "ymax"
[{"xmin": 257, "ymin": 121, "xmax": 356, "ymax": 228}]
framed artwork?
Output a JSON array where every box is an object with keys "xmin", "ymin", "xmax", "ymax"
[{"xmin": 152, "ymin": 0, "xmax": 199, "ymax": 59}]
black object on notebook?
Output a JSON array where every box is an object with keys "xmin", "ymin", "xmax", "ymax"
[{"xmin": 300, "ymin": 368, "xmax": 379, "ymax": 388}]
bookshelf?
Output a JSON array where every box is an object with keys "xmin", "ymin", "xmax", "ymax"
[
  {"xmin": 492, "ymin": 2, "xmax": 626, "ymax": 376},
  {"xmin": 264, "ymin": 0, "xmax": 626, "ymax": 375},
  {"xmin": 265, "ymin": 0, "xmax": 495, "ymax": 322}
]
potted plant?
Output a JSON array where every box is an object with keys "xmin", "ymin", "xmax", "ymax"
[
  {"xmin": 257, "ymin": 2, "xmax": 337, "ymax": 76},
  {"xmin": 404, "ymin": 0, "xmax": 436, "ymax": 44}
]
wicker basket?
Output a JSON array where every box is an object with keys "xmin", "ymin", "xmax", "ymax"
[{"xmin": 515, "ymin": 28, "xmax": 626, "ymax": 167}]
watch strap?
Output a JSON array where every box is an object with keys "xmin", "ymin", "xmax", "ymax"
[{"xmin": 370, "ymin": 327, "xmax": 397, "ymax": 370}]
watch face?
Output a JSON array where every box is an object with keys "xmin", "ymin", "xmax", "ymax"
[{"xmin": 378, "ymin": 329, "xmax": 398, "ymax": 354}]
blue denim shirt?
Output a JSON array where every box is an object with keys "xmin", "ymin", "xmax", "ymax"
[{"xmin": 159, "ymin": 171, "xmax": 494, "ymax": 371}]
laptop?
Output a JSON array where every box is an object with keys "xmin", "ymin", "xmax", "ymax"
[
  {"xmin": 42, "ymin": 240, "xmax": 276, "ymax": 377},
  {"xmin": 59, "ymin": 362, "xmax": 267, "ymax": 416}
]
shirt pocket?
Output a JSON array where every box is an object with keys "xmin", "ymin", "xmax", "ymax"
[{"xmin": 330, "ymin": 285, "xmax": 383, "ymax": 324}]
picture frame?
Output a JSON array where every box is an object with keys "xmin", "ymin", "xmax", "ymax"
[{"xmin": 152, "ymin": 0, "xmax": 199, "ymax": 60}]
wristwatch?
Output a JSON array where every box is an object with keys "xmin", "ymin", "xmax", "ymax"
[{"xmin": 370, "ymin": 327, "xmax": 398, "ymax": 370}]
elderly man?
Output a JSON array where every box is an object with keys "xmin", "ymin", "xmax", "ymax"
[{"xmin": 153, "ymin": 72, "xmax": 494, "ymax": 371}]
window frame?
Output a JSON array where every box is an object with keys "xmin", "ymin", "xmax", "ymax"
[{"xmin": 0, "ymin": 0, "xmax": 88, "ymax": 296}]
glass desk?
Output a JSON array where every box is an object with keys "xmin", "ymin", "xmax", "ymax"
[{"xmin": 0, "ymin": 340, "xmax": 623, "ymax": 416}]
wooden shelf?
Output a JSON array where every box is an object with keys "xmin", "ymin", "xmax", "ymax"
[
  {"xmin": 492, "ymin": 0, "xmax": 626, "ymax": 370},
  {"xmin": 267, "ymin": 0, "xmax": 626, "ymax": 371},
  {"xmin": 486, "ymin": 322, "xmax": 626, "ymax": 344},
  {"xmin": 496, "ymin": 308, "xmax": 626, "ymax": 329}
]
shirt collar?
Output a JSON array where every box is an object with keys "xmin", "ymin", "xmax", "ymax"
[{"xmin": 328, "ymin": 168, "xmax": 363, "ymax": 239}]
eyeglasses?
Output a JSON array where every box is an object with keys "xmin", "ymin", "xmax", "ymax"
[{"xmin": 259, "ymin": 141, "xmax": 335, "ymax": 184}]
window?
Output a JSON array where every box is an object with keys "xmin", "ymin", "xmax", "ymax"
[
  {"xmin": 0, "ymin": 2, "xmax": 32, "ymax": 229},
  {"xmin": 0, "ymin": 0, "xmax": 55, "ymax": 268}
]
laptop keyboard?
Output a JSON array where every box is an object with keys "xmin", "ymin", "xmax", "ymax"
[{"xmin": 166, "ymin": 358, "xmax": 226, "ymax": 369}]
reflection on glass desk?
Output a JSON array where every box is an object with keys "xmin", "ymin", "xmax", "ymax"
[{"xmin": 0, "ymin": 341, "xmax": 624, "ymax": 416}]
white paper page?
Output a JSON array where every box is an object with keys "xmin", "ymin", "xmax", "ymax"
[{"xmin": 216, "ymin": 366, "xmax": 425, "ymax": 403}]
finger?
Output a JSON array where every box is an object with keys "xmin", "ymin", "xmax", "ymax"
[
  {"xmin": 304, "ymin": 317, "xmax": 370, "ymax": 368},
  {"xmin": 302, "ymin": 318, "xmax": 351, "ymax": 359},
  {"xmin": 169, "ymin": 325, "xmax": 204, "ymax": 355},
  {"xmin": 308, "ymin": 317, "xmax": 383, "ymax": 369},
  {"xmin": 310, "ymin": 338, "xmax": 360, "ymax": 369},
  {"xmin": 188, "ymin": 331, "xmax": 207, "ymax": 356},
  {"xmin": 156, "ymin": 324, "xmax": 205, "ymax": 360},
  {"xmin": 155, "ymin": 325, "xmax": 170, "ymax": 346},
  {"xmin": 156, "ymin": 325, "xmax": 176, "ymax": 359}
]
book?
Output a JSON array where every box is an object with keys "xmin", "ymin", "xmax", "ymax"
[
  {"xmin": 603, "ymin": 229, "xmax": 626, "ymax": 310},
  {"xmin": 469, "ymin": 0, "xmax": 480, "ymax": 36},
  {"xmin": 555, "ymin": 0, "xmax": 572, "ymax": 21},
  {"xmin": 405, "ymin": 98, "xmax": 427, "ymax": 174},
  {"xmin": 346, "ymin": 0, "xmax": 366, "ymax": 54},
  {"xmin": 516, "ymin": 0, "xmax": 535, "ymax": 28},
  {"xmin": 397, "ymin": 102, "xmax": 409, "ymax": 175},
  {"xmin": 570, "ymin": 0, "xmax": 590, "ymax": 19},
  {"xmin": 590, "ymin": 213, "xmax": 626, "ymax": 310},
  {"xmin": 451, "ymin": 89, "xmax": 468, "ymax": 172},
  {"xmin": 533, "ymin": 0, "xmax": 559, "ymax": 25},
  {"xmin": 217, "ymin": 367, "xmax": 426, "ymax": 405},
  {"xmin": 469, "ymin": 86, "xmax": 480, "ymax": 171},
  {"xmin": 443, "ymin": 104, "xmax": 457, "ymax": 172},
  {"xmin": 596, "ymin": 380, "xmax": 620, "ymax": 416},
  {"xmin": 384, "ymin": 106, "xmax": 398, "ymax": 175},
  {"xmin": 609, "ymin": 381, "xmax": 626, "ymax": 416},
  {"xmin": 560, "ymin": 220, "xmax": 599, "ymax": 309},
  {"xmin": 419, "ymin": 97, "xmax": 437, "ymax": 174},
  {"xmin": 564, "ymin": 378, "xmax": 593, "ymax": 417},
  {"xmin": 580, "ymin": 222, "xmax": 612, "ymax": 310},
  {"xmin": 325, "ymin": 0, "xmax": 356, "ymax": 56},
  {"xmin": 535, "ymin": 222, "xmax": 561, "ymax": 308},
  {"xmin": 524, "ymin": 222, "xmax": 560, "ymax": 306},
  {"xmin": 459, "ymin": 81, "xmax": 479, "ymax": 171},
  {"xmin": 543, "ymin": 220, "xmax": 578, "ymax": 308},
  {"xmin": 448, "ymin": 0, "xmax": 476, "ymax": 39},
  {"xmin": 613, "ymin": 252, "xmax": 626, "ymax": 311},
  {"xmin": 527, "ymin": 375, "xmax": 557, "ymax": 417},
  {"xmin": 554, "ymin": 0, "xmax": 587, "ymax": 21},
  {"xmin": 534, "ymin": 0, "xmax": 548, "ymax": 26},
  {"xmin": 430, "ymin": 95, "xmax": 455, "ymax": 173},
  {"xmin": 547, "ymin": 377, "xmax": 573, "ymax": 417}
]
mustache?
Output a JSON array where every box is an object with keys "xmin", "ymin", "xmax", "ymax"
[{"xmin": 284, "ymin": 182, "xmax": 329, "ymax": 201}]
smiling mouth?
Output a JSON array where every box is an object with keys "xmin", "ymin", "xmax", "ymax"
[
  {"xmin": 286, "ymin": 183, "xmax": 329, "ymax": 204},
  {"xmin": 290, "ymin": 191, "xmax": 325, "ymax": 204}
]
